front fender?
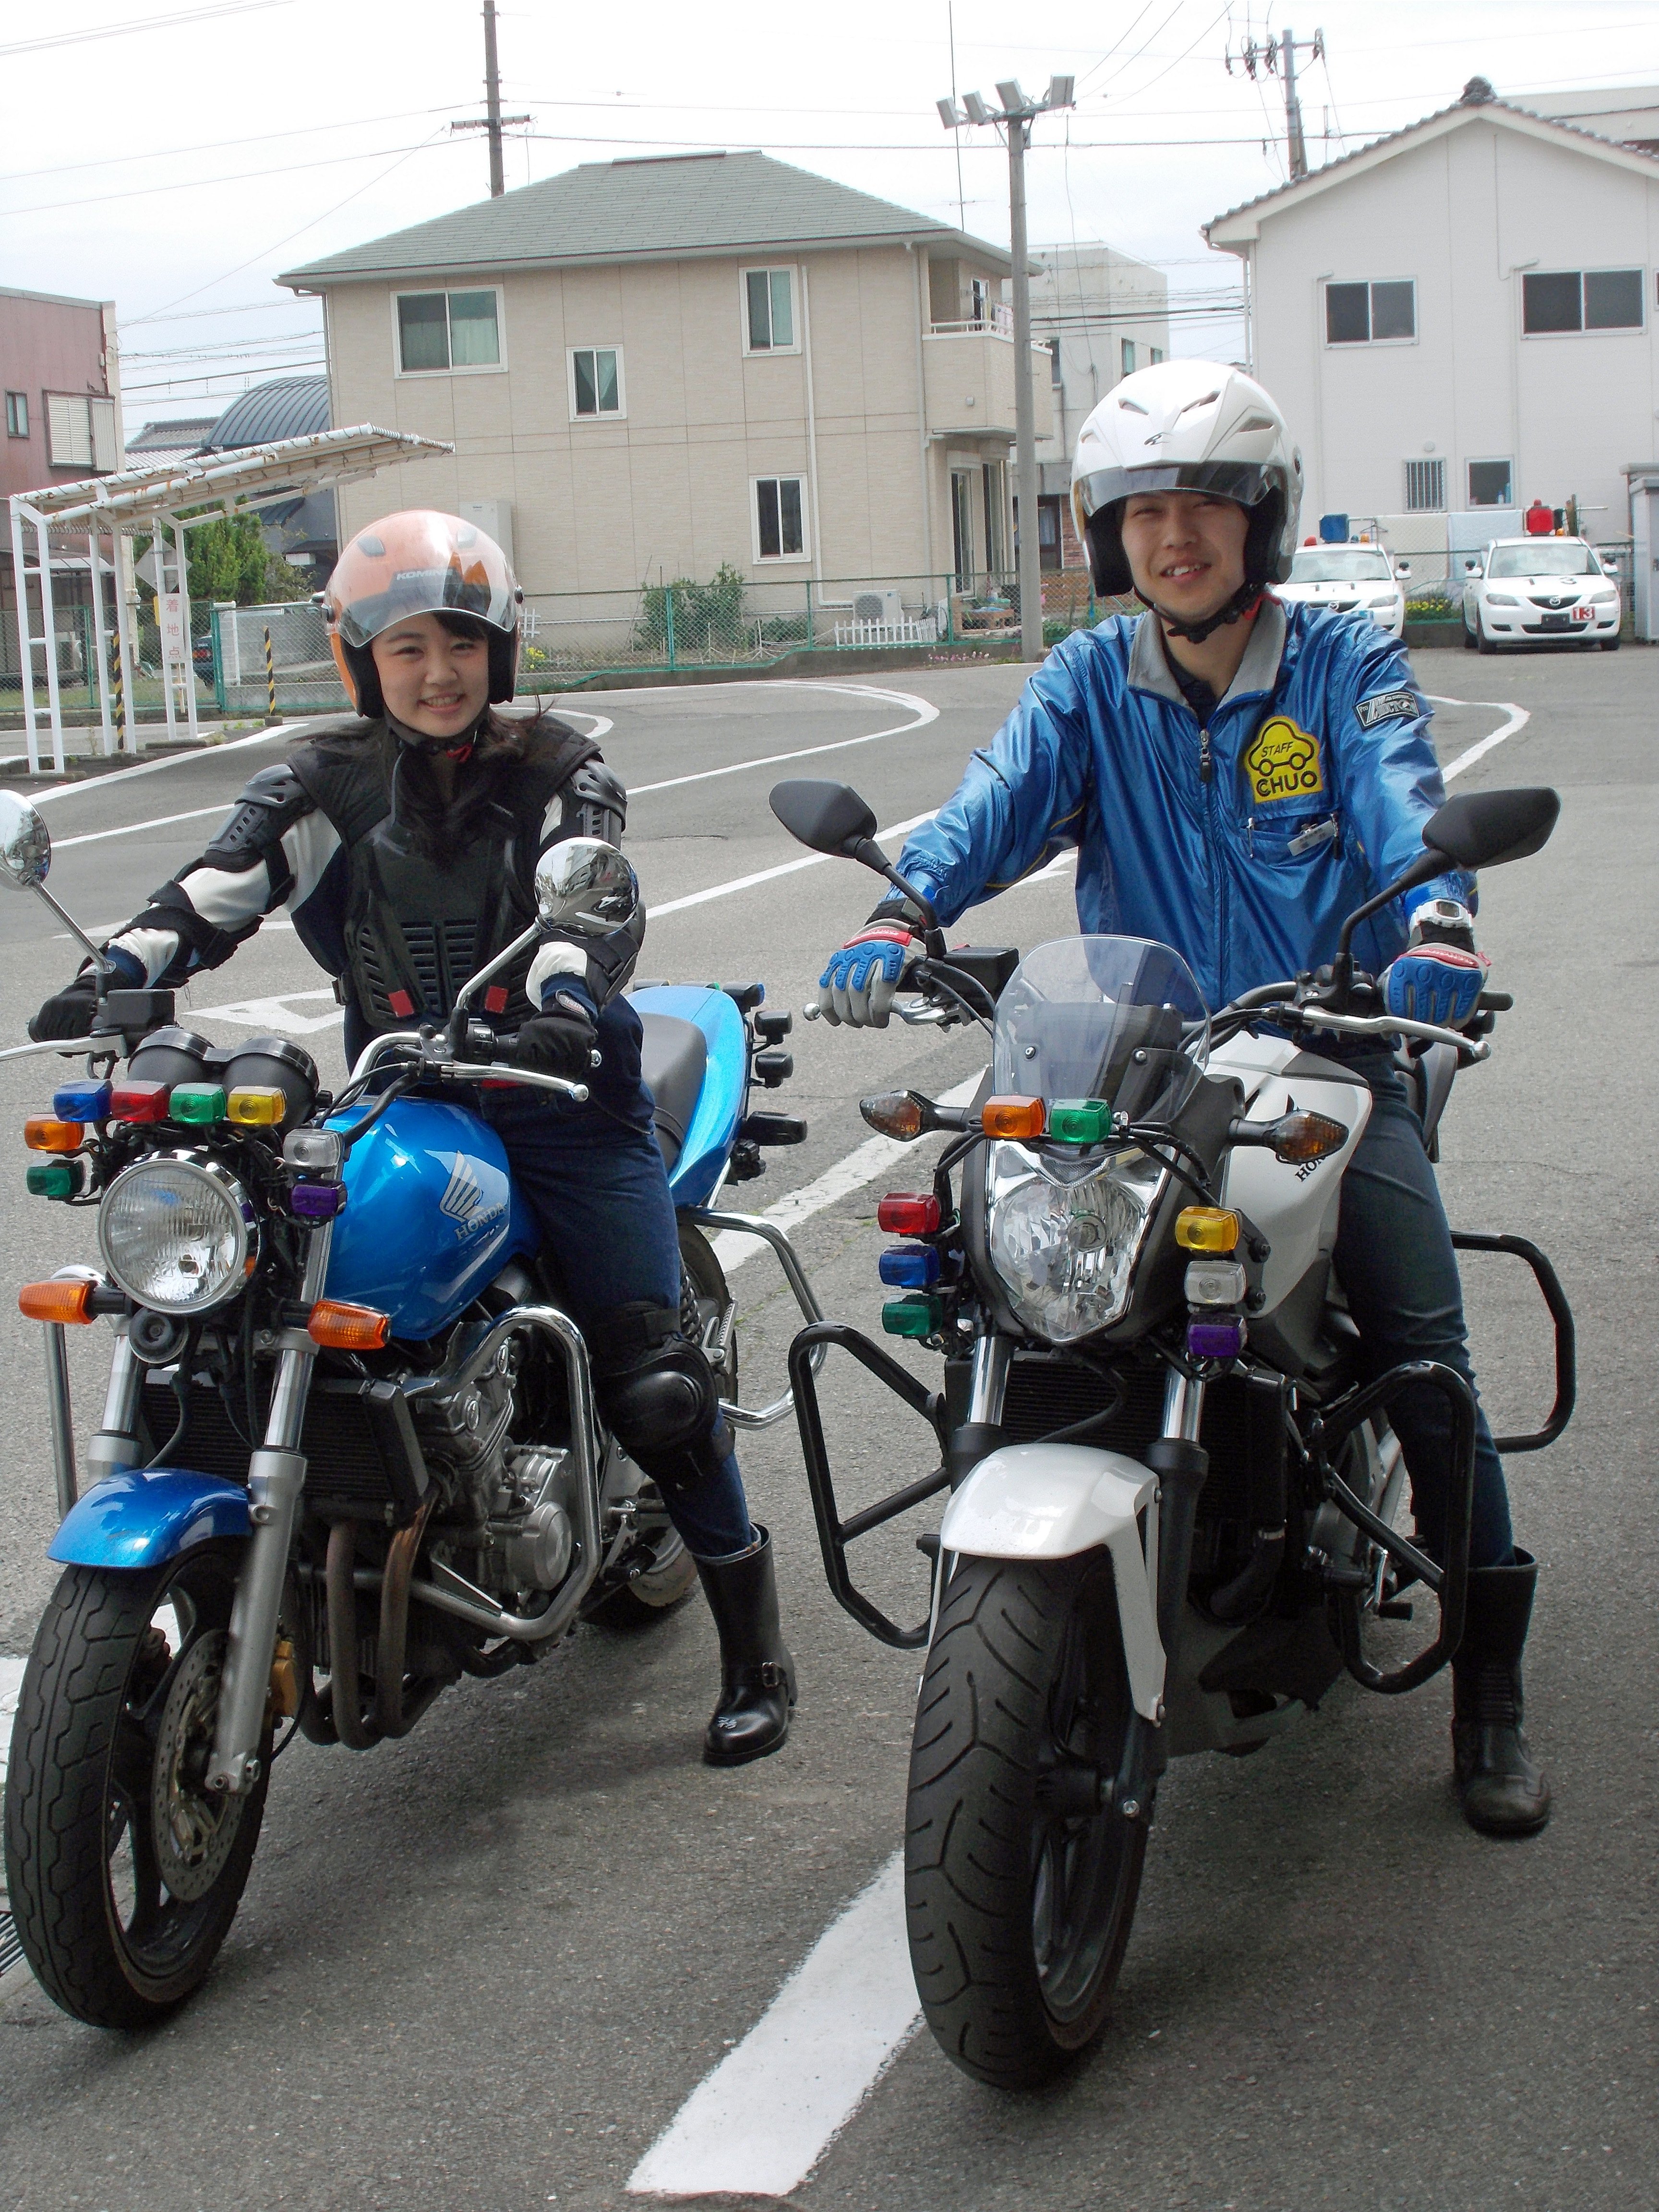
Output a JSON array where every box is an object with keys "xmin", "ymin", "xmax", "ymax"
[
  {"xmin": 48, "ymin": 1469, "xmax": 252, "ymax": 1571},
  {"xmin": 939, "ymin": 1443, "xmax": 1166, "ymax": 1720}
]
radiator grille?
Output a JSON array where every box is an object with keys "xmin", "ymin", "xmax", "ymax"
[
  {"xmin": 999, "ymin": 1355, "xmax": 1254, "ymax": 1521},
  {"xmin": 140, "ymin": 1376, "xmax": 411, "ymax": 1519}
]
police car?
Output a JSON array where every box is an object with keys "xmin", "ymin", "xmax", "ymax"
[
  {"xmin": 1274, "ymin": 542, "xmax": 1407, "ymax": 637},
  {"xmin": 1460, "ymin": 536, "xmax": 1622, "ymax": 653}
]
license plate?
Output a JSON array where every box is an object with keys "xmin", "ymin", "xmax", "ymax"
[
  {"xmin": 1572, "ymin": 604, "xmax": 1592, "ymax": 622},
  {"xmin": 1539, "ymin": 613, "xmax": 1570, "ymax": 630}
]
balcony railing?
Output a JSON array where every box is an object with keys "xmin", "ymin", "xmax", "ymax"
[{"xmin": 929, "ymin": 304, "xmax": 1015, "ymax": 337}]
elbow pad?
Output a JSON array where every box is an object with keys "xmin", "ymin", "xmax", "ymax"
[{"xmin": 559, "ymin": 761, "xmax": 627, "ymax": 848}]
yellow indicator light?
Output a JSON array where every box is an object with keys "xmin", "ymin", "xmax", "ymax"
[
  {"xmin": 226, "ymin": 1086, "xmax": 287, "ymax": 1128},
  {"xmin": 24, "ymin": 1118, "xmax": 85, "ymax": 1154},
  {"xmin": 1176, "ymin": 1206, "xmax": 1241, "ymax": 1253}
]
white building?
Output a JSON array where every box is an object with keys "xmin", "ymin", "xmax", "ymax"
[
  {"xmin": 1204, "ymin": 82, "xmax": 1659, "ymax": 569},
  {"xmin": 1030, "ymin": 245, "xmax": 1170, "ymax": 568}
]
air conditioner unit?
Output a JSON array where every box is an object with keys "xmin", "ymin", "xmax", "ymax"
[{"xmin": 853, "ymin": 588, "xmax": 904, "ymax": 625}]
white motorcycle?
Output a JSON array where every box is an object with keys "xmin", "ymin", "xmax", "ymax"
[{"xmin": 771, "ymin": 778, "xmax": 1574, "ymax": 2089}]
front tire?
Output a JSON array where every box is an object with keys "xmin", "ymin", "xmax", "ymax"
[
  {"xmin": 905, "ymin": 1554, "xmax": 1147, "ymax": 2089},
  {"xmin": 1476, "ymin": 617, "xmax": 1497, "ymax": 653},
  {"xmin": 4, "ymin": 1543, "xmax": 267, "ymax": 2028}
]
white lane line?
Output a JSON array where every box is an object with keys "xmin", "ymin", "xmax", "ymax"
[
  {"xmin": 1426, "ymin": 697, "xmax": 1530, "ymax": 783},
  {"xmin": 715, "ymin": 1071, "xmax": 984, "ymax": 1277},
  {"xmin": 629, "ymin": 686, "xmax": 937, "ymax": 798},
  {"xmin": 648, "ymin": 812, "xmax": 935, "ymax": 921},
  {"xmin": 54, "ymin": 802, "xmax": 239, "ymax": 851},
  {"xmin": 188, "ymin": 987, "xmax": 340, "ymax": 1034},
  {"xmin": 24, "ymin": 717, "xmax": 329, "ymax": 806},
  {"xmin": 628, "ymin": 1850, "xmax": 916, "ymax": 2200}
]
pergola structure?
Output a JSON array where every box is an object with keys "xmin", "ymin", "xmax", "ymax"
[{"xmin": 8, "ymin": 424, "xmax": 450, "ymax": 775}]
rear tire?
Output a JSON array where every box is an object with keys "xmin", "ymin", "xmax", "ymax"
[
  {"xmin": 905, "ymin": 1554, "xmax": 1147, "ymax": 2089},
  {"xmin": 4, "ymin": 1543, "xmax": 267, "ymax": 2028}
]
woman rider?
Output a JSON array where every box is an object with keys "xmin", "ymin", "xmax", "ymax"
[{"xmin": 30, "ymin": 510, "xmax": 794, "ymax": 1767}]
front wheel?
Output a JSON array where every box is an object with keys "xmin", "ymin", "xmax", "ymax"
[
  {"xmin": 1476, "ymin": 618, "xmax": 1497, "ymax": 653},
  {"xmin": 4, "ymin": 1542, "xmax": 268, "ymax": 2028},
  {"xmin": 905, "ymin": 1554, "xmax": 1148, "ymax": 2089}
]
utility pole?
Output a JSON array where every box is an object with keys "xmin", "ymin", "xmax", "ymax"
[
  {"xmin": 938, "ymin": 74, "xmax": 1075, "ymax": 664},
  {"xmin": 451, "ymin": 0, "xmax": 531, "ymax": 197},
  {"xmin": 1227, "ymin": 25, "xmax": 1323, "ymax": 182}
]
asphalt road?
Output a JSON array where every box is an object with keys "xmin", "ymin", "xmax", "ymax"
[{"xmin": 0, "ymin": 643, "xmax": 1652, "ymax": 2212}]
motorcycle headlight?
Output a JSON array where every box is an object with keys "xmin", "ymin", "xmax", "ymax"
[
  {"xmin": 986, "ymin": 1143, "xmax": 1166, "ymax": 1344},
  {"xmin": 98, "ymin": 1155, "xmax": 254, "ymax": 1315}
]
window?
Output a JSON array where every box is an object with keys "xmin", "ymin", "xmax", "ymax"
[
  {"xmin": 754, "ymin": 476, "xmax": 806, "ymax": 560},
  {"xmin": 4, "ymin": 391, "xmax": 27, "ymax": 438},
  {"xmin": 1046, "ymin": 336, "xmax": 1062, "ymax": 385},
  {"xmin": 1150, "ymin": 346, "xmax": 1165, "ymax": 365},
  {"xmin": 396, "ymin": 288, "xmax": 502, "ymax": 373},
  {"xmin": 1522, "ymin": 268, "xmax": 1643, "ymax": 334},
  {"xmin": 1467, "ymin": 458, "xmax": 1513, "ymax": 507},
  {"xmin": 970, "ymin": 277, "xmax": 989, "ymax": 325},
  {"xmin": 1120, "ymin": 338, "xmax": 1137, "ymax": 376},
  {"xmin": 568, "ymin": 347, "xmax": 624, "ymax": 419},
  {"xmin": 1490, "ymin": 542, "xmax": 1599, "ymax": 579},
  {"xmin": 1325, "ymin": 278, "xmax": 1416, "ymax": 345},
  {"xmin": 45, "ymin": 392, "xmax": 117, "ymax": 471},
  {"xmin": 744, "ymin": 268, "xmax": 796, "ymax": 352},
  {"xmin": 1289, "ymin": 548, "xmax": 1393, "ymax": 583},
  {"xmin": 1037, "ymin": 493, "xmax": 1064, "ymax": 572},
  {"xmin": 1404, "ymin": 458, "xmax": 1446, "ymax": 511}
]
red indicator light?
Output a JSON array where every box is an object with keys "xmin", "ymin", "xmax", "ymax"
[
  {"xmin": 877, "ymin": 1191, "xmax": 940, "ymax": 1236},
  {"xmin": 108, "ymin": 1081, "xmax": 173, "ymax": 1124},
  {"xmin": 484, "ymin": 985, "xmax": 509, "ymax": 1014}
]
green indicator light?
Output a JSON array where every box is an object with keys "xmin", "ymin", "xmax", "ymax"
[
  {"xmin": 1046, "ymin": 1098, "xmax": 1117, "ymax": 1144},
  {"xmin": 168, "ymin": 1084, "xmax": 228, "ymax": 1126},
  {"xmin": 26, "ymin": 1161, "xmax": 76, "ymax": 1199},
  {"xmin": 881, "ymin": 1292, "xmax": 941, "ymax": 1339}
]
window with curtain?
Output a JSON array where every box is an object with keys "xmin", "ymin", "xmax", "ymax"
[
  {"xmin": 569, "ymin": 348, "xmax": 623, "ymax": 418},
  {"xmin": 754, "ymin": 476, "xmax": 806, "ymax": 559},
  {"xmin": 745, "ymin": 269, "xmax": 796, "ymax": 351},
  {"xmin": 397, "ymin": 289, "xmax": 502, "ymax": 372}
]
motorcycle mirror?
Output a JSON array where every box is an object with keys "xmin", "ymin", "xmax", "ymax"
[
  {"xmin": 0, "ymin": 790, "xmax": 51, "ymax": 891},
  {"xmin": 1419, "ymin": 787, "xmax": 1560, "ymax": 872},
  {"xmin": 532, "ymin": 838, "xmax": 640, "ymax": 938},
  {"xmin": 769, "ymin": 779, "xmax": 878, "ymax": 858}
]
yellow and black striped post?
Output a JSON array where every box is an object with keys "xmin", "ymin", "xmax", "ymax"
[
  {"xmin": 110, "ymin": 636, "xmax": 127, "ymax": 753},
  {"xmin": 263, "ymin": 625, "xmax": 278, "ymax": 723}
]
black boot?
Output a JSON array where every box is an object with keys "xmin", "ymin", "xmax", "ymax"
[
  {"xmin": 695, "ymin": 1525, "xmax": 795, "ymax": 1767},
  {"xmin": 1451, "ymin": 1548, "xmax": 1551, "ymax": 1837}
]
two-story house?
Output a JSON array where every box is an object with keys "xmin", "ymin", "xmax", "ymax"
[
  {"xmin": 1204, "ymin": 83, "xmax": 1659, "ymax": 563},
  {"xmin": 279, "ymin": 150, "xmax": 1052, "ymax": 612}
]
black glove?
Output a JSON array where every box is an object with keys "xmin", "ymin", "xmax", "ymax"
[
  {"xmin": 509, "ymin": 991, "xmax": 599, "ymax": 1082},
  {"xmin": 29, "ymin": 974, "xmax": 100, "ymax": 1042}
]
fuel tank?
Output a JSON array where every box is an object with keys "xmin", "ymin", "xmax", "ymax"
[{"xmin": 323, "ymin": 1096, "xmax": 539, "ymax": 1341}]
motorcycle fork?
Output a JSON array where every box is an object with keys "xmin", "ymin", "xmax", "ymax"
[
  {"xmin": 206, "ymin": 1219, "xmax": 335, "ymax": 1796},
  {"xmin": 1113, "ymin": 1369, "xmax": 1211, "ymax": 1823}
]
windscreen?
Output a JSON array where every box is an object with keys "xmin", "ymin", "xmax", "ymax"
[
  {"xmin": 1287, "ymin": 550, "xmax": 1391, "ymax": 583},
  {"xmin": 991, "ymin": 937, "xmax": 1210, "ymax": 1125},
  {"xmin": 1489, "ymin": 543, "xmax": 1599, "ymax": 578}
]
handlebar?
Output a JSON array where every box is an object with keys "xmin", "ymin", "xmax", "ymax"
[{"xmin": 347, "ymin": 1031, "xmax": 591, "ymax": 1101}]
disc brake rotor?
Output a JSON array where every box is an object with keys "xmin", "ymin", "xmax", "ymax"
[{"xmin": 148, "ymin": 1629, "xmax": 243, "ymax": 1902}]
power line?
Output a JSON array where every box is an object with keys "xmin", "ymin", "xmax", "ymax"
[
  {"xmin": 0, "ymin": 0, "xmax": 294, "ymax": 58},
  {"xmin": 4, "ymin": 137, "xmax": 459, "ymax": 220}
]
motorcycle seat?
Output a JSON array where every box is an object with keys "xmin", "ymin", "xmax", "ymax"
[{"xmin": 638, "ymin": 1011, "xmax": 708, "ymax": 1173}]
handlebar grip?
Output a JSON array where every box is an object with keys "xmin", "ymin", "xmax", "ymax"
[{"xmin": 1477, "ymin": 991, "xmax": 1513, "ymax": 1012}]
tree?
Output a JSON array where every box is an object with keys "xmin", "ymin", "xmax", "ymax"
[{"xmin": 133, "ymin": 517, "xmax": 310, "ymax": 606}]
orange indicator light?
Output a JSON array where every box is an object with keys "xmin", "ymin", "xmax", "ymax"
[
  {"xmin": 308, "ymin": 1299, "xmax": 391, "ymax": 1351},
  {"xmin": 24, "ymin": 1118, "xmax": 85, "ymax": 1154},
  {"xmin": 981, "ymin": 1095, "xmax": 1047, "ymax": 1141},
  {"xmin": 18, "ymin": 1278, "xmax": 95, "ymax": 1324}
]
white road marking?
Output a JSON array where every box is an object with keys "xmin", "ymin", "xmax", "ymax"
[
  {"xmin": 53, "ymin": 802, "xmax": 240, "ymax": 851},
  {"xmin": 1426, "ymin": 697, "xmax": 1530, "ymax": 783},
  {"xmin": 714, "ymin": 1072, "xmax": 984, "ymax": 1277},
  {"xmin": 628, "ymin": 1850, "xmax": 916, "ymax": 2200},
  {"xmin": 629, "ymin": 685, "xmax": 937, "ymax": 797},
  {"xmin": 189, "ymin": 987, "xmax": 341, "ymax": 1034},
  {"xmin": 647, "ymin": 812, "xmax": 935, "ymax": 921}
]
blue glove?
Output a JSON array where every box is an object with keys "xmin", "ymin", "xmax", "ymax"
[
  {"xmin": 1382, "ymin": 941, "xmax": 1490, "ymax": 1029},
  {"xmin": 817, "ymin": 920, "xmax": 923, "ymax": 1028}
]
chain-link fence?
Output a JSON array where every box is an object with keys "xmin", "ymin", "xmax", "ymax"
[
  {"xmin": 211, "ymin": 598, "xmax": 347, "ymax": 715},
  {"xmin": 0, "ymin": 602, "xmax": 99, "ymax": 710}
]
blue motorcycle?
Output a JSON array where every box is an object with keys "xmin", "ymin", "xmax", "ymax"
[{"xmin": 0, "ymin": 800, "xmax": 818, "ymax": 2028}]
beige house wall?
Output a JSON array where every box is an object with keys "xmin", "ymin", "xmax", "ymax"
[{"xmin": 323, "ymin": 238, "xmax": 1034, "ymax": 603}]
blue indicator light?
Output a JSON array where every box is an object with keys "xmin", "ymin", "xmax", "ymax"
[
  {"xmin": 878, "ymin": 1241, "xmax": 940, "ymax": 1288},
  {"xmin": 53, "ymin": 1082, "xmax": 112, "ymax": 1122}
]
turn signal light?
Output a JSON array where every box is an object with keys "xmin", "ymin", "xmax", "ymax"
[
  {"xmin": 981, "ymin": 1095, "xmax": 1046, "ymax": 1141},
  {"xmin": 108, "ymin": 1081, "xmax": 172, "ymax": 1124},
  {"xmin": 1269, "ymin": 1111, "xmax": 1349, "ymax": 1165},
  {"xmin": 24, "ymin": 1118, "xmax": 84, "ymax": 1153},
  {"xmin": 226, "ymin": 1087, "xmax": 287, "ymax": 1128},
  {"xmin": 877, "ymin": 1192, "xmax": 940, "ymax": 1236},
  {"xmin": 18, "ymin": 1278, "xmax": 95, "ymax": 1324},
  {"xmin": 860, "ymin": 1092, "xmax": 925, "ymax": 1141},
  {"xmin": 1176, "ymin": 1207, "xmax": 1241, "ymax": 1253},
  {"xmin": 308, "ymin": 1299, "xmax": 390, "ymax": 1351}
]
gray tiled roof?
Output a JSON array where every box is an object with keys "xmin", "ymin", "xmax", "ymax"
[
  {"xmin": 201, "ymin": 375, "xmax": 330, "ymax": 451},
  {"xmin": 279, "ymin": 150, "xmax": 1010, "ymax": 287}
]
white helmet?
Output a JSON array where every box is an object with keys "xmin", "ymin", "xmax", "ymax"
[{"xmin": 1070, "ymin": 359, "xmax": 1303, "ymax": 636}]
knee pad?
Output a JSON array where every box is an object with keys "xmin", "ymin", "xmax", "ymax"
[{"xmin": 590, "ymin": 1304, "xmax": 734, "ymax": 1491}]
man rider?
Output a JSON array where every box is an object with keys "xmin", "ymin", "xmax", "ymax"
[
  {"xmin": 817, "ymin": 360, "xmax": 1548, "ymax": 1838},
  {"xmin": 31, "ymin": 511, "xmax": 794, "ymax": 1768}
]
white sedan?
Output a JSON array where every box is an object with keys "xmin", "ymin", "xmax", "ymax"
[
  {"xmin": 1274, "ymin": 545, "xmax": 1406, "ymax": 637},
  {"xmin": 1460, "ymin": 537, "xmax": 1622, "ymax": 653}
]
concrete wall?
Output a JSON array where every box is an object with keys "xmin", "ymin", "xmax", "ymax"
[
  {"xmin": 1241, "ymin": 121, "xmax": 1659, "ymax": 542},
  {"xmin": 326, "ymin": 242, "xmax": 1013, "ymax": 598}
]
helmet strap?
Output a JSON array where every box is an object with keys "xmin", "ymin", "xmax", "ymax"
[
  {"xmin": 1139, "ymin": 583, "xmax": 1263, "ymax": 645},
  {"xmin": 387, "ymin": 706, "xmax": 488, "ymax": 764}
]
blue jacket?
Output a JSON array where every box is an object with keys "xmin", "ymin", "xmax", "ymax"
[{"xmin": 895, "ymin": 599, "xmax": 1471, "ymax": 1014}]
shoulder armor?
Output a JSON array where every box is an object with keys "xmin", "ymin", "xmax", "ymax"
[
  {"xmin": 202, "ymin": 764, "xmax": 317, "ymax": 884},
  {"xmin": 560, "ymin": 759, "xmax": 627, "ymax": 844}
]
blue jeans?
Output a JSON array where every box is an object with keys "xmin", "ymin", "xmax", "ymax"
[
  {"xmin": 1332, "ymin": 1050, "xmax": 1514, "ymax": 1570},
  {"xmin": 480, "ymin": 997, "xmax": 754, "ymax": 1562}
]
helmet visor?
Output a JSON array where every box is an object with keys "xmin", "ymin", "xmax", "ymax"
[
  {"xmin": 1073, "ymin": 459, "xmax": 1275, "ymax": 521},
  {"xmin": 328, "ymin": 511, "xmax": 518, "ymax": 649}
]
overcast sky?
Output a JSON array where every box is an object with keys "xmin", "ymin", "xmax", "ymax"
[{"xmin": 3, "ymin": 0, "xmax": 1656, "ymax": 430}]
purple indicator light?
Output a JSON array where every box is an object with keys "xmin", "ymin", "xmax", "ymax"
[
  {"xmin": 289, "ymin": 1181, "xmax": 344, "ymax": 1222},
  {"xmin": 1187, "ymin": 1317, "xmax": 1246, "ymax": 1361},
  {"xmin": 878, "ymin": 1241, "xmax": 940, "ymax": 1289}
]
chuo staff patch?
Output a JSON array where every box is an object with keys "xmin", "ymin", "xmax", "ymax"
[
  {"xmin": 1355, "ymin": 689, "xmax": 1418, "ymax": 730},
  {"xmin": 1243, "ymin": 716, "xmax": 1324, "ymax": 803}
]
